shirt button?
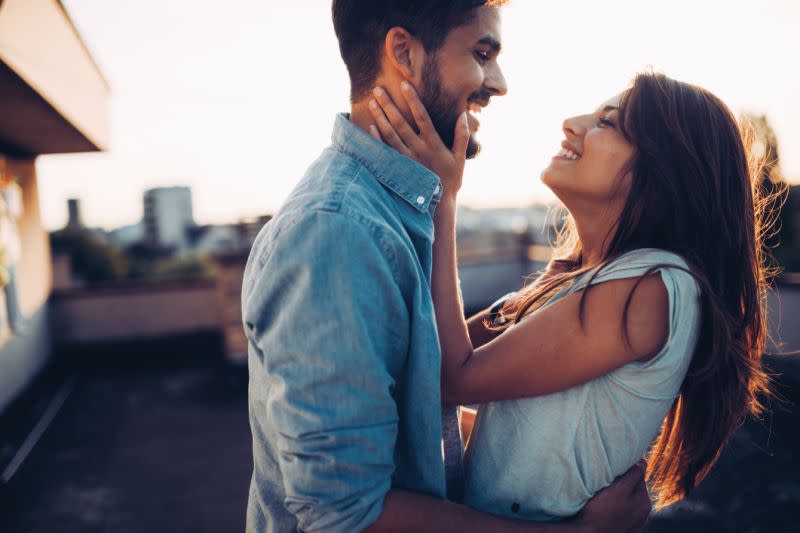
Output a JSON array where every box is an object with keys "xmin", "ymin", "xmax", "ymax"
[
  {"xmin": 416, "ymin": 196, "xmax": 425, "ymax": 205},
  {"xmin": 434, "ymin": 185, "xmax": 441, "ymax": 195}
]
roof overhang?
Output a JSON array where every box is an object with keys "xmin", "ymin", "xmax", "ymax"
[{"xmin": 0, "ymin": 0, "xmax": 110, "ymax": 156}]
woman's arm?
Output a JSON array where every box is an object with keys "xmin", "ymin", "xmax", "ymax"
[
  {"xmin": 468, "ymin": 259, "xmax": 577, "ymax": 350},
  {"xmin": 467, "ymin": 308, "xmax": 497, "ymax": 349},
  {"xmin": 442, "ymin": 273, "xmax": 669, "ymax": 405},
  {"xmin": 369, "ymin": 84, "xmax": 670, "ymax": 406},
  {"xmin": 431, "ymin": 197, "xmax": 668, "ymax": 405}
]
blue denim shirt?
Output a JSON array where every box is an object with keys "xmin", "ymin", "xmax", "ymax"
[{"xmin": 243, "ymin": 114, "xmax": 446, "ymax": 532}]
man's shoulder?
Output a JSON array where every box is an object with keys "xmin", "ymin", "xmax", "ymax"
[{"xmin": 274, "ymin": 149, "xmax": 403, "ymax": 239}]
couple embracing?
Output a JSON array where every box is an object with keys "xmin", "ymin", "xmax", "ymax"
[{"xmin": 243, "ymin": 1, "xmax": 772, "ymax": 531}]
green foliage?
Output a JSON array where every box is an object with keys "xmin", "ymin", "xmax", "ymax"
[
  {"xmin": 50, "ymin": 228, "xmax": 128, "ymax": 283},
  {"xmin": 51, "ymin": 227, "xmax": 216, "ymax": 285},
  {"xmin": 130, "ymin": 255, "xmax": 217, "ymax": 282},
  {"xmin": 741, "ymin": 113, "xmax": 800, "ymax": 274}
]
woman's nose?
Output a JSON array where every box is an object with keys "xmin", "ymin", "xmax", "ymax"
[{"xmin": 562, "ymin": 116, "xmax": 585, "ymax": 139}]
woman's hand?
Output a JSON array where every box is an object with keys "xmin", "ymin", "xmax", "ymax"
[{"xmin": 368, "ymin": 81, "xmax": 469, "ymax": 198}]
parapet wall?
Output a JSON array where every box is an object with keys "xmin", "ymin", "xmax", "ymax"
[{"xmin": 51, "ymin": 280, "xmax": 222, "ymax": 344}]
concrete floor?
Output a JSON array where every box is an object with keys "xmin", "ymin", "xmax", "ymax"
[
  {"xmin": 0, "ymin": 337, "xmax": 252, "ymax": 533},
  {"xmin": 0, "ymin": 343, "xmax": 798, "ymax": 532}
]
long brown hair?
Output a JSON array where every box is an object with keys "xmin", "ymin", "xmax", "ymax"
[{"xmin": 494, "ymin": 72, "xmax": 775, "ymax": 508}]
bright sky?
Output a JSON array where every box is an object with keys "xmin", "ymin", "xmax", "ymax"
[{"xmin": 36, "ymin": 0, "xmax": 800, "ymax": 231}]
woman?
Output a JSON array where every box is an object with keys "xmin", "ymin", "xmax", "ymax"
[{"xmin": 367, "ymin": 71, "xmax": 772, "ymax": 521}]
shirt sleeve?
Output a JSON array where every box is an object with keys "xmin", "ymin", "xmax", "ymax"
[{"xmin": 243, "ymin": 209, "xmax": 408, "ymax": 533}]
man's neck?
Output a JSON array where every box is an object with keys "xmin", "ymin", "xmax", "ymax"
[
  {"xmin": 349, "ymin": 101, "xmax": 376, "ymax": 137},
  {"xmin": 348, "ymin": 81, "xmax": 417, "ymax": 142}
]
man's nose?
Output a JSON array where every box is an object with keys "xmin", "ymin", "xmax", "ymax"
[{"xmin": 485, "ymin": 63, "xmax": 508, "ymax": 97}]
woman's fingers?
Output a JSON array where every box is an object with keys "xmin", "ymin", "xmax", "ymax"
[
  {"xmin": 400, "ymin": 81, "xmax": 436, "ymax": 137},
  {"xmin": 372, "ymin": 87, "xmax": 421, "ymax": 150},
  {"xmin": 368, "ymin": 125, "xmax": 382, "ymax": 142},
  {"xmin": 368, "ymin": 98, "xmax": 412, "ymax": 157},
  {"xmin": 452, "ymin": 112, "xmax": 470, "ymax": 159}
]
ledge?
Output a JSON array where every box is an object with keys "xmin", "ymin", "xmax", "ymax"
[{"xmin": 0, "ymin": 0, "xmax": 110, "ymax": 155}]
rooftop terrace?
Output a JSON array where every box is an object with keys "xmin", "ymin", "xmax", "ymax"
[{"xmin": 0, "ymin": 336, "xmax": 798, "ymax": 532}]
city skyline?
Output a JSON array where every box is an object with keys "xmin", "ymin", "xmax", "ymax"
[{"xmin": 35, "ymin": 0, "xmax": 800, "ymax": 231}]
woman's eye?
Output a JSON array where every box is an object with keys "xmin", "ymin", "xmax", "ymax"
[{"xmin": 598, "ymin": 117, "xmax": 616, "ymax": 128}]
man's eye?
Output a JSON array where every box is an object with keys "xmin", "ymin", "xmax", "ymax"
[{"xmin": 474, "ymin": 51, "xmax": 489, "ymax": 62}]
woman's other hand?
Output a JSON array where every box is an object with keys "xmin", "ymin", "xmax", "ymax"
[{"xmin": 368, "ymin": 82, "xmax": 469, "ymax": 198}]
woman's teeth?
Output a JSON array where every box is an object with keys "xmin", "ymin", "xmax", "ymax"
[
  {"xmin": 468, "ymin": 103, "xmax": 482, "ymax": 113},
  {"xmin": 558, "ymin": 148, "xmax": 581, "ymax": 160}
]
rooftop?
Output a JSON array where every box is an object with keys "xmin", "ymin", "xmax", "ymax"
[{"xmin": 0, "ymin": 338, "xmax": 798, "ymax": 532}]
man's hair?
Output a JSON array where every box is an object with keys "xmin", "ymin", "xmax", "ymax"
[{"xmin": 332, "ymin": 0, "xmax": 508, "ymax": 102}]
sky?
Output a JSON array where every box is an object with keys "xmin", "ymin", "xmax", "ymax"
[{"xmin": 35, "ymin": 0, "xmax": 800, "ymax": 231}]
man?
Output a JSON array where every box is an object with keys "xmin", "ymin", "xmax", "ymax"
[{"xmin": 243, "ymin": 1, "xmax": 651, "ymax": 531}]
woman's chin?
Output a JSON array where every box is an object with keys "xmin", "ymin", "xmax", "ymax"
[
  {"xmin": 540, "ymin": 171, "xmax": 574, "ymax": 205},
  {"xmin": 540, "ymin": 167, "xmax": 560, "ymax": 190}
]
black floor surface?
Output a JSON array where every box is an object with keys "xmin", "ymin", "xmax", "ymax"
[
  {"xmin": 0, "ymin": 343, "xmax": 797, "ymax": 532},
  {"xmin": 0, "ymin": 336, "xmax": 252, "ymax": 533}
]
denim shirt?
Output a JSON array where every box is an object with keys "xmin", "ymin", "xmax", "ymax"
[{"xmin": 243, "ymin": 114, "xmax": 446, "ymax": 532}]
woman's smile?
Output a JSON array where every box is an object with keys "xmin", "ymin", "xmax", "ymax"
[{"xmin": 553, "ymin": 141, "xmax": 583, "ymax": 161}]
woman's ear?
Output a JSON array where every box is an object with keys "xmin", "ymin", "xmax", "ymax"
[{"xmin": 384, "ymin": 27, "xmax": 425, "ymax": 83}]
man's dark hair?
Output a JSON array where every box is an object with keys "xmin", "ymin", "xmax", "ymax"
[{"xmin": 332, "ymin": 0, "xmax": 507, "ymax": 102}]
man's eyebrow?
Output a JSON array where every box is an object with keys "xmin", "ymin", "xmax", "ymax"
[{"xmin": 477, "ymin": 36, "xmax": 502, "ymax": 53}]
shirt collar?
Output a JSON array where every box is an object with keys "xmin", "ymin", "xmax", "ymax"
[{"xmin": 331, "ymin": 113, "xmax": 442, "ymax": 213}]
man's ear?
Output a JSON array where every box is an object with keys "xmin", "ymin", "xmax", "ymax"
[{"xmin": 384, "ymin": 27, "xmax": 425, "ymax": 82}]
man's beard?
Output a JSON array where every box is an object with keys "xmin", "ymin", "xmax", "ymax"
[{"xmin": 418, "ymin": 58, "xmax": 482, "ymax": 160}]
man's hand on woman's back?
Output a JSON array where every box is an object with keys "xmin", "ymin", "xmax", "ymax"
[{"xmin": 575, "ymin": 461, "xmax": 652, "ymax": 533}]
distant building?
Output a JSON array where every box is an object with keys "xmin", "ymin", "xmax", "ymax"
[
  {"xmin": 143, "ymin": 186, "xmax": 194, "ymax": 252},
  {"xmin": 236, "ymin": 215, "xmax": 273, "ymax": 247},
  {"xmin": 186, "ymin": 215, "xmax": 272, "ymax": 256},
  {"xmin": 187, "ymin": 224, "xmax": 242, "ymax": 255},
  {"xmin": 107, "ymin": 221, "xmax": 145, "ymax": 249},
  {"xmin": 0, "ymin": 0, "xmax": 110, "ymax": 413},
  {"xmin": 457, "ymin": 205, "xmax": 550, "ymax": 235}
]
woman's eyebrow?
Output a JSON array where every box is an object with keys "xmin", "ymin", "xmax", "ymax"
[{"xmin": 601, "ymin": 105, "xmax": 619, "ymax": 113}]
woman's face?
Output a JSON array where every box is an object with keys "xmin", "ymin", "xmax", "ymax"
[{"xmin": 541, "ymin": 93, "xmax": 635, "ymax": 210}]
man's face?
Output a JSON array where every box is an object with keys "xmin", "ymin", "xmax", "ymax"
[{"xmin": 418, "ymin": 6, "xmax": 508, "ymax": 159}]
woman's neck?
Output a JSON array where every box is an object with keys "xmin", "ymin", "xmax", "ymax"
[{"xmin": 571, "ymin": 204, "xmax": 621, "ymax": 266}]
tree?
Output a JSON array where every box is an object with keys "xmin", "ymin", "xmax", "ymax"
[
  {"xmin": 741, "ymin": 113, "xmax": 799, "ymax": 272},
  {"xmin": 50, "ymin": 227, "xmax": 128, "ymax": 283}
]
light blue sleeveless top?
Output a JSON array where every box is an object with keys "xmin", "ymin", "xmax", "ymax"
[{"xmin": 463, "ymin": 248, "xmax": 701, "ymax": 521}]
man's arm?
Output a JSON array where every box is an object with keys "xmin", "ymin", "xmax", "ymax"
[
  {"xmin": 366, "ymin": 462, "xmax": 651, "ymax": 533},
  {"xmin": 246, "ymin": 211, "xmax": 407, "ymax": 532}
]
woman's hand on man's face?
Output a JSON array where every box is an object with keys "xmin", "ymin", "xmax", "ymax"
[{"xmin": 368, "ymin": 82, "xmax": 468, "ymax": 198}]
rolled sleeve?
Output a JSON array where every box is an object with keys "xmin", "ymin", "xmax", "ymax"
[{"xmin": 244, "ymin": 210, "xmax": 408, "ymax": 533}]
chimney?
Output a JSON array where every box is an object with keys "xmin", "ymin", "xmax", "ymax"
[{"xmin": 67, "ymin": 198, "xmax": 83, "ymax": 228}]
